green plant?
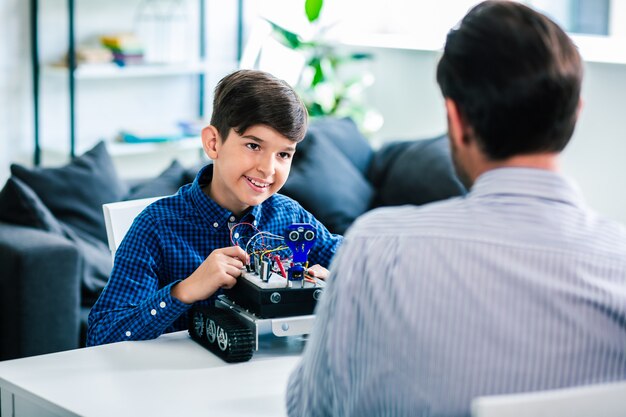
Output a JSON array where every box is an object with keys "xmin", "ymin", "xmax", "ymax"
[{"xmin": 268, "ymin": 0, "xmax": 382, "ymax": 134}]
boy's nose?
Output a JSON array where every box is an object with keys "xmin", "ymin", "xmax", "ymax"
[{"xmin": 256, "ymin": 155, "xmax": 275, "ymax": 177}]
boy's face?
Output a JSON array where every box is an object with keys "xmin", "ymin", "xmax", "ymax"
[{"xmin": 202, "ymin": 124, "xmax": 297, "ymax": 216}]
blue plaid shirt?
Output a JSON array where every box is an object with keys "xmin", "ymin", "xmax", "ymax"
[{"xmin": 87, "ymin": 165, "xmax": 343, "ymax": 346}]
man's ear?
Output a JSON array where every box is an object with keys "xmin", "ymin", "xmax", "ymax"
[
  {"xmin": 201, "ymin": 125, "xmax": 220, "ymax": 159},
  {"xmin": 445, "ymin": 98, "xmax": 468, "ymax": 149}
]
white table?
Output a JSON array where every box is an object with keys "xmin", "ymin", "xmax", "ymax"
[{"xmin": 0, "ymin": 331, "xmax": 305, "ymax": 417}]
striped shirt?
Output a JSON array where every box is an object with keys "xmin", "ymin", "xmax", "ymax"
[
  {"xmin": 287, "ymin": 167, "xmax": 626, "ymax": 417},
  {"xmin": 87, "ymin": 164, "xmax": 342, "ymax": 346}
]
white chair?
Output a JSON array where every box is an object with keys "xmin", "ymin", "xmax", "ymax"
[
  {"xmin": 471, "ymin": 381, "xmax": 626, "ymax": 417},
  {"xmin": 102, "ymin": 196, "xmax": 164, "ymax": 255}
]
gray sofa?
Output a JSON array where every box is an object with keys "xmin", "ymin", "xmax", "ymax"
[
  {"xmin": 0, "ymin": 223, "xmax": 81, "ymax": 359},
  {"xmin": 0, "ymin": 117, "xmax": 465, "ymax": 360}
]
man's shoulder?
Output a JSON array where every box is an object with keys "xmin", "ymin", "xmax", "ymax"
[{"xmin": 349, "ymin": 197, "xmax": 467, "ymax": 238}]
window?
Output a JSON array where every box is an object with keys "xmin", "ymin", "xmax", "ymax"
[{"xmin": 527, "ymin": 0, "xmax": 610, "ymax": 35}]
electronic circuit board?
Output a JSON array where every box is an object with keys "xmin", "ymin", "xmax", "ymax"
[{"xmin": 224, "ymin": 270, "xmax": 325, "ymax": 318}]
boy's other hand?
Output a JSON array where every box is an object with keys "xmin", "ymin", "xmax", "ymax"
[
  {"xmin": 306, "ymin": 264, "xmax": 329, "ymax": 280},
  {"xmin": 171, "ymin": 246, "xmax": 249, "ymax": 304}
]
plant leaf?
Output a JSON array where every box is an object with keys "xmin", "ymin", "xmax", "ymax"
[
  {"xmin": 305, "ymin": 0, "xmax": 323, "ymax": 23},
  {"xmin": 310, "ymin": 58, "xmax": 324, "ymax": 86},
  {"xmin": 266, "ymin": 19, "xmax": 302, "ymax": 49}
]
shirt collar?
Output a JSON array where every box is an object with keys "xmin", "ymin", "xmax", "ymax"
[
  {"xmin": 189, "ymin": 164, "xmax": 262, "ymax": 227},
  {"xmin": 469, "ymin": 167, "xmax": 586, "ymax": 208}
]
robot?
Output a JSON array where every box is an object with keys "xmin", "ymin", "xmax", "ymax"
[
  {"xmin": 188, "ymin": 223, "xmax": 325, "ymax": 362},
  {"xmin": 285, "ymin": 224, "xmax": 317, "ymax": 286}
]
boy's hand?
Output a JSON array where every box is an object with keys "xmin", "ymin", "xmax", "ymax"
[
  {"xmin": 306, "ymin": 264, "xmax": 330, "ymax": 280},
  {"xmin": 171, "ymin": 246, "xmax": 249, "ymax": 304}
]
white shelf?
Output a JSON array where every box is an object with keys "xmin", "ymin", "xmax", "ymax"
[
  {"xmin": 338, "ymin": 32, "xmax": 445, "ymax": 53},
  {"xmin": 337, "ymin": 32, "xmax": 626, "ymax": 66},
  {"xmin": 107, "ymin": 136, "xmax": 203, "ymax": 156},
  {"xmin": 43, "ymin": 61, "xmax": 236, "ymax": 80},
  {"xmin": 41, "ymin": 137, "xmax": 203, "ymax": 160},
  {"xmin": 570, "ymin": 34, "xmax": 626, "ymax": 66}
]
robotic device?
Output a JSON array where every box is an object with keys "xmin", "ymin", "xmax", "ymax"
[{"xmin": 188, "ymin": 223, "xmax": 325, "ymax": 362}]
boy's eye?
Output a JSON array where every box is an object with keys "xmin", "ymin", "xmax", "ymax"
[
  {"xmin": 246, "ymin": 143, "xmax": 260, "ymax": 151},
  {"xmin": 278, "ymin": 152, "xmax": 292, "ymax": 160}
]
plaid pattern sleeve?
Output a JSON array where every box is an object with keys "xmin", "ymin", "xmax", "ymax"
[
  {"xmin": 87, "ymin": 165, "xmax": 343, "ymax": 346},
  {"xmin": 86, "ymin": 210, "xmax": 192, "ymax": 346}
]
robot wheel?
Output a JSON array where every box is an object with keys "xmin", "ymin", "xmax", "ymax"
[{"xmin": 189, "ymin": 305, "xmax": 255, "ymax": 363}]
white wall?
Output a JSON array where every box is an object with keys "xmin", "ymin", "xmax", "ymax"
[
  {"xmin": 561, "ymin": 61, "xmax": 626, "ymax": 224},
  {"xmin": 362, "ymin": 48, "xmax": 445, "ymax": 143},
  {"xmin": 1, "ymin": 0, "xmax": 31, "ymax": 179}
]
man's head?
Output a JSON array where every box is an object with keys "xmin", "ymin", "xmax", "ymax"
[
  {"xmin": 436, "ymin": 1, "xmax": 583, "ymax": 184},
  {"xmin": 202, "ymin": 70, "xmax": 308, "ymax": 216}
]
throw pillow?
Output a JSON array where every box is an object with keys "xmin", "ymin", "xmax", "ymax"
[
  {"xmin": 0, "ymin": 176, "xmax": 112, "ymax": 301},
  {"xmin": 62, "ymin": 226, "xmax": 113, "ymax": 305},
  {"xmin": 11, "ymin": 141, "xmax": 128, "ymax": 244},
  {"xmin": 282, "ymin": 122, "xmax": 374, "ymax": 235},
  {"xmin": 306, "ymin": 117, "xmax": 374, "ymax": 176},
  {"xmin": 126, "ymin": 160, "xmax": 187, "ymax": 200},
  {"xmin": 368, "ymin": 135, "xmax": 466, "ymax": 208},
  {"xmin": 0, "ymin": 177, "xmax": 65, "ymax": 235}
]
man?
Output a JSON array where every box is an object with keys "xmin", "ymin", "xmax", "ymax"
[{"xmin": 286, "ymin": 2, "xmax": 626, "ymax": 416}]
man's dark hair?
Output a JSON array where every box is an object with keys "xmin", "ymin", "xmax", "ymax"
[
  {"xmin": 436, "ymin": 0, "xmax": 583, "ymax": 160},
  {"xmin": 210, "ymin": 69, "xmax": 308, "ymax": 142}
]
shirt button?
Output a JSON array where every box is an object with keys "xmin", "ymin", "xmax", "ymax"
[
  {"xmin": 213, "ymin": 222, "xmax": 219, "ymax": 228},
  {"xmin": 159, "ymin": 301, "xmax": 166, "ymax": 308},
  {"xmin": 125, "ymin": 331, "xmax": 132, "ymax": 337},
  {"xmin": 151, "ymin": 309, "xmax": 157, "ymax": 316},
  {"xmin": 253, "ymin": 220, "xmax": 257, "ymax": 226},
  {"xmin": 234, "ymin": 232, "xmax": 240, "ymax": 239},
  {"xmin": 229, "ymin": 216, "xmax": 235, "ymax": 222}
]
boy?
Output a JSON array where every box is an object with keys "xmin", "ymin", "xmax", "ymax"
[{"xmin": 87, "ymin": 70, "xmax": 343, "ymax": 346}]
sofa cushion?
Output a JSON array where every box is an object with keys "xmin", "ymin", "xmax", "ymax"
[
  {"xmin": 62, "ymin": 226, "xmax": 112, "ymax": 305},
  {"xmin": 0, "ymin": 175, "xmax": 112, "ymax": 302},
  {"xmin": 10, "ymin": 141, "xmax": 128, "ymax": 244},
  {"xmin": 282, "ymin": 119, "xmax": 374, "ymax": 235},
  {"xmin": 0, "ymin": 177, "xmax": 65, "ymax": 235},
  {"xmin": 368, "ymin": 135, "xmax": 466, "ymax": 207},
  {"xmin": 126, "ymin": 160, "xmax": 187, "ymax": 200},
  {"xmin": 306, "ymin": 117, "xmax": 374, "ymax": 176}
]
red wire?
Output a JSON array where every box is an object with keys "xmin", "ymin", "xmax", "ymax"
[
  {"xmin": 229, "ymin": 222, "xmax": 262, "ymax": 247},
  {"xmin": 273, "ymin": 255, "xmax": 287, "ymax": 279}
]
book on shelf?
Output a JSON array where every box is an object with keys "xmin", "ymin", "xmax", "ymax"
[{"xmin": 117, "ymin": 130, "xmax": 184, "ymax": 144}]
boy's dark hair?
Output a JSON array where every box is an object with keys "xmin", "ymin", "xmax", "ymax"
[
  {"xmin": 436, "ymin": 0, "xmax": 583, "ymax": 160},
  {"xmin": 210, "ymin": 69, "xmax": 308, "ymax": 142}
]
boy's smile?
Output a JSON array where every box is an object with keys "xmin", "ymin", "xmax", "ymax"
[
  {"xmin": 245, "ymin": 175, "xmax": 271, "ymax": 191},
  {"xmin": 202, "ymin": 124, "xmax": 296, "ymax": 216}
]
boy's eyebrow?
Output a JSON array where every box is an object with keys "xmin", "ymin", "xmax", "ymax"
[{"xmin": 241, "ymin": 134, "xmax": 296, "ymax": 152}]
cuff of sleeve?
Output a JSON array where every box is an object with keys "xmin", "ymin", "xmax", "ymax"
[{"xmin": 143, "ymin": 281, "xmax": 191, "ymax": 325}]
